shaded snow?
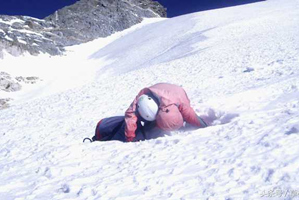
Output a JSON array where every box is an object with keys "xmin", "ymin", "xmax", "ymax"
[{"xmin": 1, "ymin": 0, "xmax": 299, "ymax": 199}]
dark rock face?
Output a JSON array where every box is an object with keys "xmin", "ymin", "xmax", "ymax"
[
  {"xmin": 0, "ymin": 0, "xmax": 166, "ymax": 57},
  {"xmin": 45, "ymin": 0, "xmax": 166, "ymax": 46}
]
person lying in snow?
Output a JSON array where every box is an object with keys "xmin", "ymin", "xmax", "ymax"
[{"xmin": 88, "ymin": 83, "xmax": 208, "ymax": 142}]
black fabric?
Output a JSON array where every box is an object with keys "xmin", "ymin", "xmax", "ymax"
[
  {"xmin": 96, "ymin": 116, "xmax": 125, "ymax": 141},
  {"xmin": 94, "ymin": 116, "xmax": 148, "ymax": 142}
]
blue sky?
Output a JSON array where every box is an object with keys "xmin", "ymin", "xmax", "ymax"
[{"xmin": 0, "ymin": 0, "xmax": 264, "ymax": 18}]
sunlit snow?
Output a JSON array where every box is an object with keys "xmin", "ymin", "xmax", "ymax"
[{"xmin": 1, "ymin": 0, "xmax": 299, "ymax": 199}]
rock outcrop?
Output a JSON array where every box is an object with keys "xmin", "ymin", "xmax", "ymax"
[
  {"xmin": 0, "ymin": 0, "xmax": 166, "ymax": 57},
  {"xmin": 0, "ymin": 72, "xmax": 22, "ymax": 92},
  {"xmin": 0, "ymin": 98, "xmax": 11, "ymax": 110},
  {"xmin": 0, "ymin": 71, "xmax": 42, "ymax": 109}
]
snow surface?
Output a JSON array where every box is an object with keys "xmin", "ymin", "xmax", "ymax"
[
  {"xmin": 1, "ymin": 0, "xmax": 299, "ymax": 199},
  {"xmin": 0, "ymin": 18, "xmax": 24, "ymax": 25}
]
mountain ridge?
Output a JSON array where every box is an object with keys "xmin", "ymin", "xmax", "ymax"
[{"xmin": 0, "ymin": 0, "xmax": 166, "ymax": 58}]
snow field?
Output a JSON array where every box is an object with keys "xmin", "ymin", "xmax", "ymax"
[{"xmin": 1, "ymin": 0, "xmax": 299, "ymax": 199}]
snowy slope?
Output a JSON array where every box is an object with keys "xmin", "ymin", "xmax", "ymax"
[{"xmin": 1, "ymin": 0, "xmax": 299, "ymax": 199}]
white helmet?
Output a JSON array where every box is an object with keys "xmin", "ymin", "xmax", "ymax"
[{"xmin": 137, "ymin": 94, "xmax": 158, "ymax": 121}]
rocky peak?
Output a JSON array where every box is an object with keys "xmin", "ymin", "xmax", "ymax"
[
  {"xmin": 0, "ymin": 15, "xmax": 64, "ymax": 58},
  {"xmin": 0, "ymin": 0, "xmax": 166, "ymax": 58}
]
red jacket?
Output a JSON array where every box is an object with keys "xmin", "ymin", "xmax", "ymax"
[{"xmin": 124, "ymin": 83, "xmax": 204, "ymax": 142}]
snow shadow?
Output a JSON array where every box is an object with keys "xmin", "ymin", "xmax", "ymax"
[
  {"xmin": 197, "ymin": 107, "xmax": 240, "ymax": 126},
  {"xmin": 89, "ymin": 17, "xmax": 211, "ymax": 74},
  {"xmin": 285, "ymin": 126, "xmax": 299, "ymax": 136},
  {"xmin": 139, "ymin": 108, "xmax": 239, "ymax": 141}
]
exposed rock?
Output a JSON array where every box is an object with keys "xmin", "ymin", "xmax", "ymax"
[
  {"xmin": 0, "ymin": 72, "xmax": 42, "ymax": 109},
  {"xmin": 0, "ymin": 72, "xmax": 22, "ymax": 92},
  {"xmin": 0, "ymin": 0, "xmax": 166, "ymax": 57},
  {"xmin": 15, "ymin": 76, "xmax": 41, "ymax": 84},
  {"xmin": 0, "ymin": 72, "xmax": 42, "ymax": 92},
  {"xmin": 0, "ymin": 98, "xmax": 11, "ymax": 110},
  {"xmin": 0, "ymin": 15, "xmax": 65, "ymax": 56},
  {"xmin": 45, "ymin": 0, "xmax": 166, "ymax": 46}
]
